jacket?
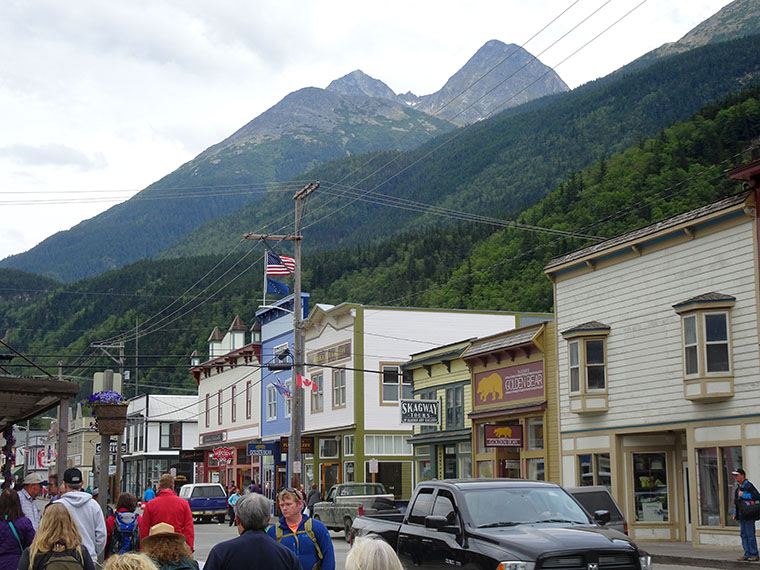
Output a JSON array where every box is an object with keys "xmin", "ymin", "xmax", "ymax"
[
  {"xmin": 152, "ymin": 556, "xmax": 199, "ymax": 570},
  {"xmin": 0, "ymin": 516, "xmax": 35, "ymax": 570},
  {"xmin": 56, "ymin": 491, "xmax": 107, "ymax": 564},
  {"xmin": 735, "ymin": 479, "xmax": 760, "ymax": 519},
  {"xmin": 267, "ymin": 515, "xmax": 335, "ymax": 570},
  {"xmin": 204, "ymin": 530, "xmax": 300, "ymax": 570},
  {"xmin": 139, "ymin": 488, "xmax": 194, "ymax": 551}
]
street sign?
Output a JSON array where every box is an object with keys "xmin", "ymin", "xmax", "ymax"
[{"xmin": 369, "ymin": 458, "xmax": 379, "ymax": 474}]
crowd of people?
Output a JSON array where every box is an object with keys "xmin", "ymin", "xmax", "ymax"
[{"xmin": 0, "ymin": 469, "xmax": 403, "ymax": 570}]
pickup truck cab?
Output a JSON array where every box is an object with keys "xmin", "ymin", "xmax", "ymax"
[
  {"xmin": 312, "ymin": 482, "xmax": 397, "ymax": 540},
  {"xmin": 178, "ymin": 483, "xmax": 228, "ymax": 523},
  {"xmin": 351, "ymin": 479, "xmax": 652, "ymax": 570}
]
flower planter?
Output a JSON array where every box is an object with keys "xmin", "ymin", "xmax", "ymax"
[{"xmin": 94, "ymin": 403, "xmax": 128, "ymax": 436}]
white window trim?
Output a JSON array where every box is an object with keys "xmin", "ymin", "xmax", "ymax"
[{"xmin": 266, "ymin": 385, "xmax": 277, "ymax": 421}]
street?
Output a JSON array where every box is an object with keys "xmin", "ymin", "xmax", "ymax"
[{"xmin": 191, "ymin": 522, "xmax": 699, "ymax": 570}]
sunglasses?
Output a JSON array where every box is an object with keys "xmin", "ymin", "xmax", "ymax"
[{"xmin": 278, "ymin": 487, "xmax": 303, "ymax": 500}]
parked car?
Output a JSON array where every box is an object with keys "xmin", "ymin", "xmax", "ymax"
[
  {"xmin": 178, "ymin": 483, "xmax": 228, "ymax": 523},
  {"xmin": 351, "ymin": 479, "xmax": 652, "ymax": 570},
  {"xmin": 566, "ymin": 485, "xmax": 629, "ymax": 535},
  {"xmin": 312, "ymin": 482, "xmax": 397, "ymax": 541}
]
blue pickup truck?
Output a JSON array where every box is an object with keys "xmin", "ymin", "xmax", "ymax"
[{"xmin": 178, "ymin": 483, "xmax": 228, "ymax": 524}]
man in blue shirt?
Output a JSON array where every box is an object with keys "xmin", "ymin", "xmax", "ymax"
[
  {"xmin": 205, "ymin": 494, "xmax": 300, "ymax": 570},
  {"xmin": 267, "ymin": 487, "xmax": 335, "ymax": 570},
  {"xmin": 733, "ymin": 468, "xmax": 760, "ymax": 561}
]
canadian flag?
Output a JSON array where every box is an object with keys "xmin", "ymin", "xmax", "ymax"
[{"xmin": 295, "ymin": 373, "xmax": 318, "ymax": 391}]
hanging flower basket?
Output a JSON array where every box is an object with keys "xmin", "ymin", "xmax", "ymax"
[{"xmin": 86, "ymin": 391, "xmax": 128, "ymax": 436}]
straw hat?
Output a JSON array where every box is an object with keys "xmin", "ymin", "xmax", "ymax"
[{"xmin": 140, "ymin": 522, "xmax": 186, "ymax": 547}]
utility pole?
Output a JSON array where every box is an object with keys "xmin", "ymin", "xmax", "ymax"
[
  {"xmin": 244, "ymin": 181, "xmax": 318, "ymax": 488},
  {"xmin": 91, "ymin": 342, "xmax": 124, "ymax": 502},
  {"xmin": 57, "ymin": 361, "xmax": 68, "ymax": 495}
]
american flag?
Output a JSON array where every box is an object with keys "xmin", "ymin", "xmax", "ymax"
[{"xmin": 266, "ymin": 252, "xmax": 295, "ymax": 275}]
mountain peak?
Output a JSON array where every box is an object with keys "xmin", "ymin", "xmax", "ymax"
[{"xmin": 326, "ymin": 70, "xmax": 398, "ymax": 100}]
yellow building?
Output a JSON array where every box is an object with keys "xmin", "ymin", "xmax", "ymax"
[{"xmin": 464, "ymin": 322, "xmax": 560, "ymax": 483}]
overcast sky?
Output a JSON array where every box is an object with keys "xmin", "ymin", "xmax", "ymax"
[{"xmin": 0, "ymin": 0, "xmax": 734, "ymax": 262}]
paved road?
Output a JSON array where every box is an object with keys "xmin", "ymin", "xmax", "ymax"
[{"xmin": 193, "ymin": 520, "xmax": 350, "ymax": 566}]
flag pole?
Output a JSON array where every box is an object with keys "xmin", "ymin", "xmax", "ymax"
[{"xmin": 262, "ymin": 252, "xmax": 268, "ymax": 307}]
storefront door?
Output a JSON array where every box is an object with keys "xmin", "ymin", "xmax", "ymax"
[
  {"xmin": 444, "ymin": 446, "xmax": 457, "ymax": 479},
  {"xmin": 322, "ymin": 462, "xmax": 341, "ymax": 493},
  {"xmin": 683, "ymin": 460, "xmax": 691, "ymax": 541}
]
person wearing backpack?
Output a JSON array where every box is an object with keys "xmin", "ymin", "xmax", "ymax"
[
  {"xmin": 105, "ymin": 493, "xmax": 141, "ymax": 559},
  {"xmin": 0, "ymin": 488, "xmax": 35, "ymax": 570},
  {"xmin": 17, "ymin": 502, "xmax": 95, "ymax": 570},
  {"xmin": 266, "ymin": 487, "xmax": 335, "ymax": 570}
]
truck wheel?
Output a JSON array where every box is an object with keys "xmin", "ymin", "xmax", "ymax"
[
  {"xmin": 344, "ymin": 517, "xmax": 352, "ymax": 542},
  {"xmin": 217, "ymin": 514, "xmax": 226, "ymax": 524}
]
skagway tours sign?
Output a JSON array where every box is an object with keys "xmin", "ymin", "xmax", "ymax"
[{"xmin": 400, "ymin": 399, "xmax": 440, "ymax": 425}]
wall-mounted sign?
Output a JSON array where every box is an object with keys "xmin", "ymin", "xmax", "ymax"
[
  {"xmin": 248, "ymin": 442, "xmax": 277, "ymax": 456},
  {"xmin": 178, "ymin": 449, "xmax": 205, "ymax": 463},
  {"xmin": 211, "ymin": 447, "xmax": 235, "ymax": 465},
  {"xmin": 280, "ymin": 437, "xmax": 314, "ymax": 454},
  {"xmin": 202, "ymin": 432, "xmax": 226, "ymax": 444},
  {"xmin": 484, "ymin": 424, "xmax": 523, "ymax": 447},
  {"xmin": 474, "ymin": 361, "xmax": 544, "ymax": 406},
  {"xmin": 400, "ymin": 399, "xmax": 440, "ymax": 424},
  {"xmin": 95, "ymin": 441, "xmax": 127, "ymax": 454},
  {"xmin": 308, "ymin": 342, "xmax": 351, "ymax": 367}
]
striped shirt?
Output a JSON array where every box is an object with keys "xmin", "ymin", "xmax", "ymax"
[{"xmin": 19, "ymin": 488, "xmax": 41, "ymax": 530}]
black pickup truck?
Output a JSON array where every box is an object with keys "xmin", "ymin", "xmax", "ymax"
[{"xmin": 350, "ymin": 479, "xmax": 652, "ymax": 570}]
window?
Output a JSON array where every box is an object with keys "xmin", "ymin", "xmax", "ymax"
[
  {"xmin": 418, "ymin": 390, "xmax": 437, "ymax": 433},
  {"xmin": 579, "ymin": 453, "xmax": 611, "ymax": 488},
  {"xmin": 160, "ymin": 422, "xmax": 182, "ymax": 449},
  {"xmin": 674, "ymin": 294, "xmax": 735, "ymax": 380},
  {"xmin": 333, "ymin": 369, "xmax": 346, "ymax": 408},
  {"xmin": 364, "ymin": 434, "xmax": 412, "ymax": 456},
  {"xmin": 527, "ymin": 417, "xmax": 544, "ymax": 450},
  {"xmin": 231, "ymin": 386, "xmax": 237, "ymax": 422},
  {"xmin": 381, "ymin": 365, "xmax": 412, "ymax": 403},
  {"xmin": 527, "ymin": 458, "xmax": 545, "ymax": 481},
  {"xmin": 697, "ymin": 445, "xmax": 742, "ymax": 527},
  {"xmin": 267, "ymin": 385, "xmax": 277, "ymax": 421},
  {"xmin": 246, "ymin": 381, "xmax": 252, "ymax": 419},
  {"xmin": 407, "ymin": 488, "xmax": 435, "ymax": 525},
  {"xmin": 285, "ymin": 380, "xmax": 292, "ymax": 418},
  {"xmin": 205, "ymin": 394, "xmax": 210, "ymax": 428},
  {"xmin": 319, "ymin": 438, "xmax": 339, "ymax": 458},
  {"xmin": 344, "ymin": 434, "xmax": 354, "ymax": 456},
  {"xmin": 311, "ymin": 373, "xmax": 324, "ymax": 413},
  {"xmin": 632, "ymin": 452, "xmax": 668, "ymax": 522},
  {"xmin": 445, "ymin": 386, "xmax": 464, "ymax": 430},
  {"xmin": 432, "ymin": 490, "xmax": 457, "ymax": 525},
  {"xmin": 344, "ymin": 461, "xmax": 355, "ymax": 482},
  {"xmin": 568, "ymin": 339, "xmax": 607, "ymax": 392},
  {"xmin": 217, "ymin": 389, "xmax": 223, "ymax": 424}
]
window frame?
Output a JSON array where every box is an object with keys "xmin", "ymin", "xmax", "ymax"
[
  {"xmin": 159, "ymin": 422, "xmax": 182, "ymax": 450},
  {"xmin": 674, "ymin": 298, "xmax": 734, "ymax": 382},
  {"xmin": 205, "ymin": 393, "xmax": 210, "ymax": 428},
  {"xmin": 333, "ymin": 368, "xmax": 346, "ymax": 409},
  {"xmin": 266, "ymin": 385, "xmax": 277, "ymax": 421},
  {"xmin": 567, "ymin": 337, "xmax": 608, "ymax": 394},
  {"xmin": 380, "ymin": 363, "xmax": 411, "ymax": 405},
  {"xmin": 217, "ymin": 389, "xmax": 223, "ymax": 425},
  {"xmin": 285, "ymin": 380, "xmax": 292, "ymax": 418},
  {"xmin": 311, "ymin": 372, "xmax": 324, "ymax": 413},
  {"xmin": 231, "ymin": 385, "xmax": 237, "ymax": 423},
  {"xmin": 245, "ymin": 381, "xmax": 252, "ymax": 419},
  {"xmin": 445, "ymin": 385, "xmax": 464, "ymax": 430}
]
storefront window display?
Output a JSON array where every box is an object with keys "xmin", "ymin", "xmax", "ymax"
[
  {"xmin": 459, "ymin": 443, "xmax": 472, "ymax": 478},
  {"xmin": 477, "ymin": 460, "xmax": 493, "ymax": 478},
  {"xmin": 721, "ymin": 446, "xmax": 742, "ymax": 528},
  {"xmin": 578, "ymin": 453, "xmax": 611, "ymax": 488},
  {"xmin": 633, "ymin": 452, "xmax": 668, "ymax": 522},
  {"xmin": 697, "ymin": 446, "xmax": 741, "ymax": 527},
  {"xmin": 528, "ymin": 458, "xmax": 545, "ymax": 481}
]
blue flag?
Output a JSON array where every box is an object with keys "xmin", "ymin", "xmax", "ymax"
[
  {"xmin": 267, "ymin": 277, "xmax": 289, "ymax": 295},
  {"xmin": 272, "ymin": 379, "xmax": 291, "ymax": 398}
]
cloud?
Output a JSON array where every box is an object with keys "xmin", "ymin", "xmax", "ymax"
[{"xmin": 0, "ymin": 144, "xmax": 107, "ymax": 170}]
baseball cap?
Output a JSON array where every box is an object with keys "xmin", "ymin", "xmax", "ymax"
[
  {"xmin": 64, "ymin": 467, "xmax": 83, "ymax": 485},
  {"xmin": 23, "ymin": 473, "xmax": 47, "ymax": 486},
  {"xmin": 733, "ymin": 468, "xmax": 746, "ymax": 476}
]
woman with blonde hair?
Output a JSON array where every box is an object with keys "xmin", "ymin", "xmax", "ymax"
[
  {"xmin": 140, "ymin": 523, "xmax": 198, "ymax": 570},
  {"xmin": 104, "ymin": 552, "xmax": 158, "ymax": 570},
  {"xmin": 345, "ymin": 537, "xmax": 403, "ymax": 570},
  {"xmin": 17, "ymin": 503, "xmax": 95, "ymax": 570}
]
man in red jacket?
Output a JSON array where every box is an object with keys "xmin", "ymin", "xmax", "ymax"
[{"xmin": 139, "ymin": 473, "xmax": 194, "ymax": 551}]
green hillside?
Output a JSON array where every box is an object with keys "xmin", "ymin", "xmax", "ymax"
[
  {"xmin": 163, "ymin": 34, "xmax": 760, "ymax": 259},
  {"xmin": 2, "ymin": 84, "xmax": 758, "ymax": 398}
]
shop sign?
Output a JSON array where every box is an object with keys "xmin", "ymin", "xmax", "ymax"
[
  {"xmin": 281, "ymin": 436, "xmax": 314, "ymax": 454},
  {"xmin": 474, "ymin": 361, "xmax": 544, "ymax": 406},
  {"xmin": 201, "ymin": 432, "xmax": 226, "ymax": 444},
  {"xmin": 178, "ymin": 449, "xmax": 205, "ymax": 463},
  {"xmin": 400, "ymin": 399, "xmax": 440, "ymax": 424},
  {"xmin": 211, "ymin": 446, "xmax": 235, "ymax": 465},
  {"xmin": 95, "ymin": 441, "xmax": 127, "ymax": 454},
  {"xmin": 484, "ymin": 425, "xmax": 523, "ymax": 447},
  {"xmin": 248, "ymin": 442, "xmax": 277, "ymax": 456},
  {"xmin": 308, "ymin": 342, "xmax": 351, "ymax": 367}
]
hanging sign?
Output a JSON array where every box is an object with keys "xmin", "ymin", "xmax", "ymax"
[
  {"xmin": 211, "ymin": 447, "xmax": 235, "ymax": 465},
  {"xmin": 400, "ymin": 399, "xmax": 440, "ymax": 424}
]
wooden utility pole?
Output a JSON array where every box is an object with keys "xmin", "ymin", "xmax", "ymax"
[{"xmin": 244, "ymin": 181, "xmax": 318, "ymax": 489}]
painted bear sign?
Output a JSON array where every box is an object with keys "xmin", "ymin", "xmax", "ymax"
[{"xmin": 474, "ymin": 361, "xmax": 544, "ymax": 405}]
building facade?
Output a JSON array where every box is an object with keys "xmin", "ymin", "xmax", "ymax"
[
  {"xmin": 545, "ymin": 178, "xmax": 760, "ymax": 546},
  {"xmin": 302, "ymin": 304, "xmax": 545, "ymax": 499}
]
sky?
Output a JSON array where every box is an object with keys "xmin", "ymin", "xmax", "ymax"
[{"xmin": 0, "ymin": 0, "xmax": 735, "ymax": 261}]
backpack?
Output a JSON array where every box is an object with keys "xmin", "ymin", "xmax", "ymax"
[
  {"xmin": 275, "ymin": 517, "xmax": 323, "ymax": 569},
  {"xmin": 33, "ymin": 548, "xmax": 86, "ymax": 570},
  {"xmin": 110, "ymin": 511, "xmax": 140, "ymax": 554}
]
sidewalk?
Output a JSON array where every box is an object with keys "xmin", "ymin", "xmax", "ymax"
[{"xmin": 640, "ymin": 540, "xmax": 757, "ymax": 569}]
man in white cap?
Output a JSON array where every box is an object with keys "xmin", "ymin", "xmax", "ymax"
[
  {"xmin": 57, "ymin": 467, "xmax": 107, "ymax": 564},
  {"xmin": 19, "ymin": 472, "xmax": 46, "ymax": 530}
]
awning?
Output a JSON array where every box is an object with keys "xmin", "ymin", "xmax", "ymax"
[
  {"xmin": 0, "ymin": 375, "xmax": 80, "ymax": 431},
  {"xmin": 407, "ymin": 428, "xmax": 472, "ymax": 445},
  {"xmin": 468, "ymin": 401, "xmax": 546, "ymax": 420}
]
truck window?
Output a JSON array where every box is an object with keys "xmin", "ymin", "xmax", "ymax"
[
  {"xmin": 191, "ymin": 488, "xmax": 204, "ymax": 498},
  {"xmin": 432, "ymin": 490, "xmax": 457, "ymax": 525},
  {"xmin": 407, "ymin": 488, "xmax": 435, "ymax": 525},
  {"xmin": 207, "ymin": 486, "xmax": 226, "ymax": 498}
]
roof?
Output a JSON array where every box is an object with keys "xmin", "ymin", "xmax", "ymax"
[
  {"xmin": 545, "ymin": 191, "xmax": 751, "ymax": 273},
  {"xmin": 561, "ymin": 321, "xmax": 611, "ymax": 337},
  {"xmin": 207, "ymin": 327, "xmax": 224, "ymax": 342},
  {"xmin": 0, "ymin": 375, "xmax": 80, "ymax": 432},
  {"xmin": 228, "ymin": 316, "xmax": 246, "ymax": 332},
  {"xmin": 463, "ymin": 326, "xmax": 541, "ymax": 359},
  {"xmin": 673, "ymin": 292, "xmax": 736, "ymax": 309},
  {"xmin": 130, "ymin": 395, "xmax": 198, "ymax": 422}
]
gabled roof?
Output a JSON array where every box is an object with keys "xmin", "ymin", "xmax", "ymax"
[
  {"xmin": 229, "ymin": 315, "xmax": 246, "ymax": 332},
  {"xmin": 561, "ymin": 321, "xmax": 611, "ymax": 337},
  {"xmin": 673, "ymin": 292, "xmax": 736, "ymax": 310},
  {"xmin": 207, "ymin": 327, "xmax": 224, "ymax": 342}
]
